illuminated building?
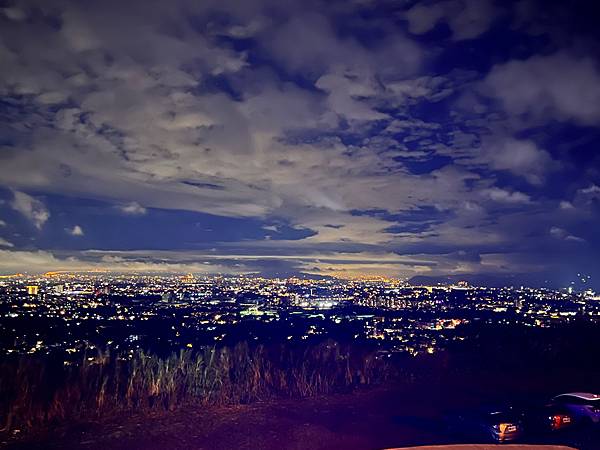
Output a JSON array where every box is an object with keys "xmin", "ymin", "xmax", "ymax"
[{"xmin": 27, "ymin": 285, "xmax": 39, "ymax": 296}]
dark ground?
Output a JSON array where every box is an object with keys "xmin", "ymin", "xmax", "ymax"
[{"xmin": 2, "ymin": 355, "xmax": 600, "ymax": 450}]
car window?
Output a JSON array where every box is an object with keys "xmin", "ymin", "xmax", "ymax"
[{"xmin": 556, "ymin": 396, "xmax": 600, "ymax": 406}]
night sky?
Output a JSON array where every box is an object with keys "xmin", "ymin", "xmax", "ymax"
[{"xmin": 0, "ymin": 0, "xmax": 599, "ymax": 288}]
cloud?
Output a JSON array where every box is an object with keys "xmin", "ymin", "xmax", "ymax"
[
  {"xmin": 550, "ymin": 226, "xmax": 584, "ymax": 243},
  {"xmin": 481, "ymin": 187, "xmax": 531, "ymax": 204},
  {"xmin": 0, "ymin": 219, "xmax": 6, "ymax": 226},
  {"xmin": 0, "ymin": 0, "xmax": 444, "ymax": 236},
  {"xmin": 578, "ymin": 184, "xmax": 600, "ymax": 196},
  {"xmin": 264, "ymin": 11, "xmax": 421, "ymax": 76},
  {"xmin": 481, "ymin": 137, "xmax": 555, "ymax": 185},
  {"xmin": 405, "ymin": 0, "xmax": 499, "ymax": 40},
  {"xmin": 559, "ymin": 201, "xmax": 574, "ymax": 210},
  {"xmin": 484, "ymin": 52, "xmax": 600, "ymax": 125},
  {"xmin": 0, "ymin": 0, "xmax": 597, "ymax": 287},
  {"xmin": 118, "ymin": 202, "xmax": 147, "ymax": 215},
  {"xmin": 0, "ymin": 247, "xmax": 433, "ymax": 278},
  {"xmin": 66, "ymin": 225, "xmax": 84, "ymax": 236},
  {"xmin": 549, "ymin": 226, "xmax": 565, "ymax": 238},
  {"xmin": 572, "ymin": 184, "xmax": 600, "ymax": 208},
  {"xmin": 0, "ymin": 244, "xmax": 538, "ymax": 281},
  {"xmin": 315, "ymin": 71, "xmax": 388, "ymax": 121},
  {"xmin": 260, "ymin": 11, "xmax": 422, "ymax": 125},
  {"xmin": 1, "ymin": 7, "xmax": 27, "ymax": 21},
  {"xmin": 0, "ymin": 249, "xmax": 242, "ymax": 275},
  {"xmin": 10, "ymin": 191, "xmax": 50, "ymax": 229},
  {"xmin": 0, "ymin": 237, "xmax": 14, "ymax": 248}
]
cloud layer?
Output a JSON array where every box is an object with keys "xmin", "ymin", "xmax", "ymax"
[{"xmin": 0, "ymin": 0, "xmax": 599, "ymax": 288}]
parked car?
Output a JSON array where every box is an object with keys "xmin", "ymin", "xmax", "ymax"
[
  {"xmin": 449, "ymin": 407, "xmax": 523, "ymax": 442},
  {"xmin": 552, "ymin": 392, "xmax": 600, "ymax": 424},
  {"xmin": 519, "ymin": 402, "xmax": 573, "ymax": 432}
]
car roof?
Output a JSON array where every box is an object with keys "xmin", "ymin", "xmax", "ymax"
[{"xmin": 554, "ymin": 392, "xmax": 600, "ymax": 401}]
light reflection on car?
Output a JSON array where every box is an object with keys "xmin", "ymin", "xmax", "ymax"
[
  {"xmin": 552, "ymin": 392, "xmax": 600, "ymax": 424},
  {"xmin": 450, "ymin": 407, "xmax": 523, "ymax": 443}
]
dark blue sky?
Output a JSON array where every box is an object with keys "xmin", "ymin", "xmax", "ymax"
[{"xmin": 0, "ymin": 0, "xmax": 599, "ymax": 289}]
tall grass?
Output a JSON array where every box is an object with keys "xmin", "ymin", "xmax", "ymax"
[{"xmin": 0, "ymin": 340, "xmax": 390, "ymax": 432}]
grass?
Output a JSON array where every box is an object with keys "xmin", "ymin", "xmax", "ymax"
[{"xmin": 0, "ymin": 340, "xmax": 390, "ymax": 432}]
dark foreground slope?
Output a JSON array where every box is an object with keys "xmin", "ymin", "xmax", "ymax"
[
  {"xmin": 2, "ymin": 323, "xmax": 600, "ymax": 449},
  {"xmin": 3, "ymin": 350, "xmax": 600, "ymax": 450}
]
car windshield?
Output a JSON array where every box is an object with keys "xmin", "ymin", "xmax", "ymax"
[{"xmin": 488, "ymin": 412, "xmax": 518, "ymax": 424}]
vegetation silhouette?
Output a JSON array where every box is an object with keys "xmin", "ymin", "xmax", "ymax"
[{"xmin": 0, "ymin": 340, "xmax": 390, "ymax": 432}]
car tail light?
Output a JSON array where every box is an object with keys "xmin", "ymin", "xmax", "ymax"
[
  {"xmin": 551, "ymin": 414, "xmax": 571, "ymax": 429},
  {"xmin": 499, "ymin": 423, "xmax": 517, "ymax": 433}
]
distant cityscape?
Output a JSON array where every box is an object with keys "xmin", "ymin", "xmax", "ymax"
[{"xmin": 1, "ymin": 273, "xmax": 599, "ymax": 360}]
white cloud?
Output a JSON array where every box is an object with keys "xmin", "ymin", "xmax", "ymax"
[
  {"xmin": 0, "ymin": 0, "xmax": 594, "ymax": 283},
  {"xmin": 578, "ymin": 184, "xmax": 600, "ymax": 195},
  {"xmin": 405, "ymin": 0, "xmax": 498, "ymax": 41},
  {"xmin": 484, "ymin": 52, "xmax": 600, "ymax": 125},
  {"xmin": 36, "ymin": 91, "xmax": 69, "ymax": 105},
  {"xmin": 264, "ymin": 12, "xmax": 421, "ymax": 76},
  {"xmin": 481, "ymin": 137, "xmax": 555, "ymax": 185},
  {"xmin": 66, "ymin": 225, "xmax": 84, "ymax": 236},
  {"xmin": 550, "ymin": 226, "xmax": 584, "ymax": 243},
  {"xmin": 0, "ymin": 247, "xmax": 432, "ymax": 278},
  {"xmin": 549, "ymin": 226, "xmax": 564, "ymax": 238},
  {"xmin": 316, "ymin": 71, "xmax": 388, "ymax": 122},
  {"xmin": 0, "ymin": 237, "xmax": 14, "ymax": 248},
  {"xmin": 559, "ymin": 201, "xmax": 574, "ymax": 210},
  {"xmin": 1, "ymin": 7, "xmax": 27, "ymax": 21},
  {"xmin": 0, "ymin": 1, "xmax": 423, "ymax": 231},
  {"xmin": 481, "ymin": 187, "xmax": 531, "ymax": 204},
  {"xmin": 0, "ymin": 249, "xmax": 241, "ymax": 275},
  {"xmin": 10, "ymin": 191, "xmax": 50, "ymax": 229},
  {"xmin": 573, "ymin": 184, "xmax": 600, "ymax": 208},
  {"xmin": 405, "ymin": 2, "xmax": 446, "ymax": 34},
  {"xmin": 118, "ymin": 202, "xmax": 147, "ymax": 215}
]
